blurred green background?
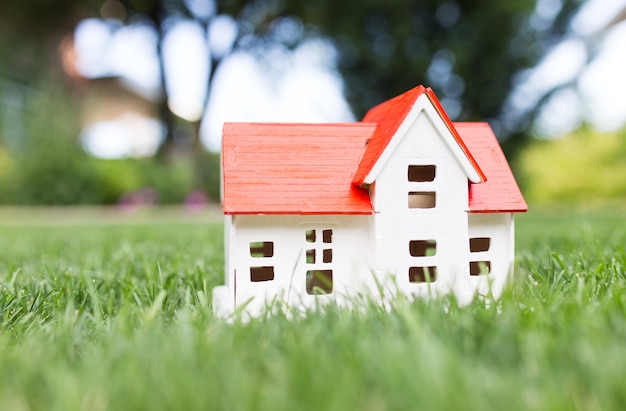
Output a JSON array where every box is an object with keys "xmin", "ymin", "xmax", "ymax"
[{"xmin": 1, "ymin": 0, "xmax": 625, "ymax": 207}]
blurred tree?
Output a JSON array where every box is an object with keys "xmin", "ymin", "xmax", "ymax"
[
  {"xmin": 220, "ymin": 0, "xmax": 585, "ymax": 153},
  {"xmin": 0, "ymin": 0, "xmax": 100, "ymax": 153},
  {"xmin": 48, "ymin": 0, "xmax": 583, "ymax": 158},
  {"xmin": 0, "ymin": 1, "xmax": 108, "ymax": 96},
  {"xmin": 1, "ymin": 0, "xmax": 586, "ymax": 156},
  {"xmin": 111, "ymin": 0, "xmax": 236, "ymax": 159},
  {"xmin": 1, "ymin": 0, "xmax": 588, "ymax": 172}
]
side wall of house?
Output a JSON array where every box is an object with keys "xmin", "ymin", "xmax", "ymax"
[
  {"xmin": 465, "ymin": 212, "xmax": 514, "ymax": 303},
  {"xmin": 213, "ymin": 215, "xmax": 235, "ymax": 317},
  {"xmin": 216, "ymin": 214, "xmax": 375, "ymax": 317},
  {"xmin": 370, "ymin": 109, "xmax": 471, "ymax": 299}
]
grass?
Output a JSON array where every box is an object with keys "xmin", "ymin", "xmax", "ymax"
[{"xmin": 0, "ymin": 206, "xmax": 625, "ymax": 410}]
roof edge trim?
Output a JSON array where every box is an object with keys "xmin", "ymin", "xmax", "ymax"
[
  {"xmin": 361, "ymin": 91, "xmax": 485, "ymax": 185},
  {"xmin": 424, "ymin": 88, "xmax": 486, "ymax": 183}
]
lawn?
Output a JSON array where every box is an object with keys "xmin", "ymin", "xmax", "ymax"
[{"xmin": 0, "ymin": 206, "xmax": 625, "ymax": 411}]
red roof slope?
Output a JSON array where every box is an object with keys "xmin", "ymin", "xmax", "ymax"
[
  {"xmin": 456, "ymin": 123, "xmax": 528, "ymax": 213},
  {"xmin": 222, "ymin": 123, "xmax": 375, "ymax": 215},
  {"xmin": 222, "ymin": 89, "xmax": 527, "ymax": 215},
  {"xmin": 352, "ymin": 85, "xmax": 485, "ymax": 185}
]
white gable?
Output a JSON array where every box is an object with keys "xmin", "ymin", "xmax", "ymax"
[{"xmin": 362, "ymin": 93, "xmax": 483, "ymax": 185}]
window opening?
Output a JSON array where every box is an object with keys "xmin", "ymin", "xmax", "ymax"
[
  {"xmin": 322, "ymin": 229, "xmax": 333, "ymax": 243},
  {"xmin": 323, "ymin": 249, "xmax": 333, "ymax": 263},
  {"xmin": 469, "ymin": 261, "xmax": 491, "ymax": 276},
  {"xmin": 306, "ymin": 270, "xmax": 333, "ymax": 294},
  {"xmin": 304, "ymin": 229, "xmax": 334, "ymax": 293},
  {"xmin": 408, "ymin": 192, "xmax": 436, "ymax": 209},
  {"xmin": 409, "ymin": 266, "xmax": 437, "ymax": 283},
  {"xmin": 408, "ymin": 165, "xmax": 436, "ymax": 182},
  {"xmin": 250, "ymin": 241, "xmax": 274, "ymax": 258},
  {"xmin": 250, "ymin": 266, "xmax": 275, "ymax": 282},
  {"xmin": 306, "ymin": 249, "xmax": 316, "ymax": 264},
  {"xmin": 305, "ymin": 229, "xmax": 316, "ymax": 243},
  {"xmin": 470, "ymin": 237, "xmax": 491, "ymax": 252},
  {"xmin": 409, "ymin": 240, "xmax": 437, "ymax": 257},
  {"xmin": 305, "ymin": 228, "xmax": 333, "ymax": 244}
]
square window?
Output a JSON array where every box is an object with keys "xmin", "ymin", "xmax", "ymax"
[
  {"xmin": 250, "ymin": 266, "xmax": 275, "ymax": 282},
  {"xmin": 409, "ymin": 266, "xmax": 437, "ymax": 283},
  {"xmin": 306, "ymin": 270, "xmax": 333, "ymax": 294},
  {"xmin": 306, "ymin": 249, "xmax": 316, "ymax": 264},
  {"xmin": 408, "ymin": 192, "xmax": 436, "ymax": 209},
  {"xmin": 408, "ymin": 165, "xmax": 436, "ymax": 182},
  {"xmin": 322, "ymin": 249, "xmax": 332, "ymax": 263},
  {"xmin": 250, "ymin": 241, "xmax": 274, "ymax": 258},
  {"xmin": 409, "ymin": 240, "xmax": 437, "ymax": 257},
  {"xmin": 322, "ymin": 229, "xmax": 333, "ymax": 243},
  {"xmin": 305, "ymin": 229, "xmax": 316, "ymax": 243},
  {"xmin": 469, "ymin": 261, "xmax": 491, "ymax": 276},
  {"xmin": 470, "ymin": 237, "xmax": 491, "ymax": 252}
]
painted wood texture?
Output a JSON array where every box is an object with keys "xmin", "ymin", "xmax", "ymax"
[
  {"xmin": 456, "ymin": 122, "xmax": 528, "ymax": 213},
  {"xmin": 222, "ymin": 123, "xmax": 375, "ymax": 214}
]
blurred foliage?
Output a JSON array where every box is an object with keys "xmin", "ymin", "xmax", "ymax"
[
  {"xmin": 0, "ymin": 0, "xmax": 100, "ymax": 83},
  {"xmin": 0, "ymin": 150, "xmax": 221, "ymax": 205},
  {"xmin": 4, "ymin": 0, "xmax": 586, "ymax": 144},
  {"xmin": 517, "ymin": 128, "xmax": 626, "ymax": 203},
  {"xmin": 0, "ymin": 76, "xmax": 100, "ymax": 204},
  {"xmin": 0, "ymin": 76, "xmax": 219, "ymax": 205},
  {"xmin": 0, "ymin": 0, "xmax": 596, "ymax": 205},
  {"xmin": 0, "ymin": 0, "xmax": 223, "ymax": 205},
  {"xmin": 222, "ymin": 0, "xmax": 585, "ymax": 148}
]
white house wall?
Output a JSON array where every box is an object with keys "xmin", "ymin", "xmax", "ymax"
[
  {"xmin": 213, "ymin": 214, "xmax": 235, "ymax": 317},
  {"xmin": 371, "ymin": 109, "xmax": 471, "ymax": 300},
  {"xmin": 466, "ymin": 212, "xmax": 514, "ymax": 303},
  {"xmin": 215, "ymin": 214, "xmax": 375, "ymax": 317}
]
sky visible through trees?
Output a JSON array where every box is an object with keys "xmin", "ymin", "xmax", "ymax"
[
  {"xmin": 72, "ymin": 0, "xmax": 626, "ymax": 158},
  {"xmin": 2, "ymin": 0, "xmax": 626, "ymax": 160}
]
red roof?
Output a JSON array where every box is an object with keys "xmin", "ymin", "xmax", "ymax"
[
  {"xmin": 456, "ymin": 123, "xmax": 528, "ymax": 213},
  {"xmin": 222, "ymin": 87, "xmax": 526, "ymax": 215},
  {"xmin": 222, "ymin": 123, "xmax": 375, "ymax": 215},
  {"xmin": 352, "ymin": 85, "xmax": 486, "ymax": 185}
]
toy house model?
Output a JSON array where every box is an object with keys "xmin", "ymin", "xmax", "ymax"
[{"xmin": 213, "ymin": 85, "xmax": 527, "ymax": 317}]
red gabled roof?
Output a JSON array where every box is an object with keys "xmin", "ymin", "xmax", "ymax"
[
  {"xmin": 222, "ymin": 87, "xmax": 526, "ymax": 216},
  {"xmin": 222, "ymin": 122, "xmax": 375, "ymax": 215},
  {"xmin": 352, "ymin": 85, "xmax": 486, "ymax": 185},
  {"xmin": 456, "ymin": 123, "xmax": 528, "ymax": 213}
]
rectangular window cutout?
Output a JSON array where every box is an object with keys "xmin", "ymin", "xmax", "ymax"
[
  {"xmin": 322, "ymin": 249, "xmax": 333, "ymax": 263},
  {"xmin": 250, "ymin": 241, "xmax": 274, "ymax": 258},
  {"xmin": 306, "ymin": 249, "xmax": 316, "ymax": 264},
  {"xmin": 305, "ymin": 229, "xmax": 316, "ymax": 243},
  {"xmin": 409, "ymin": 240, "xmax": 437, "ymax": 257},
  {"xmin": 408, "ymin": 192, "xmax": 436, "ymax": 209},
  {"xmin": 322, "ymin": 229, "xmax": 333, "ymax": 243},
  {"xmin": 469, "ymin": 261, "xmax": 491, "ymax": 276},
  {"xmin": 306, "ymin": 270, "xmax": 333, "ymax": 294},
  {"xmin": 408, "ymin": 165, "xmax": 436, "ymax": 182},
  {"xmin": 470, "ymin": 237, "xmax": 491, "ymax": 252},
  {"xmin": 409, "ymin": 266, "xmax": 437, "ymax": 283},
  {"xmin": 250, "ymin": 266, "xmax": 275, "ymax": 282}
]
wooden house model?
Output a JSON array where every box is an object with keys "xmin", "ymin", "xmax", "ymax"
[{"xmin": 213, "ymin": 85, "xmax": 527, "ymax": 317}]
